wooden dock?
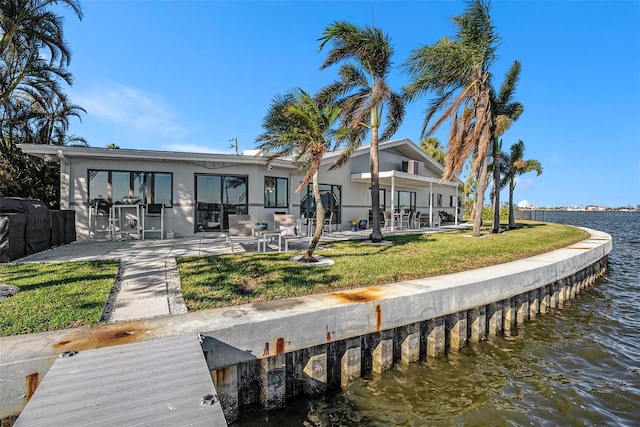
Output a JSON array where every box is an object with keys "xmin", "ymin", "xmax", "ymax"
[{"xmin": 14, "ymin": 334, "xmax": 227, "ymax": 426}]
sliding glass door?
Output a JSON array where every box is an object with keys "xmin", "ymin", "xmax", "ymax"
[{"xmin": 195, "ymin": 174, "xmax": 248, "ymax": 231}]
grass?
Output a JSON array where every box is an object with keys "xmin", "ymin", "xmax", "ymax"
[
  {"xmin": 0, "ymin": 261, "xmax": 119, "ymax": 336},
  {"xmin": 0, "ymin": 222, "xmax": 588, "ymax": 337},
  {"xmin": 177, "ymin": 222, "xmax": 589, "ymax": 311}
]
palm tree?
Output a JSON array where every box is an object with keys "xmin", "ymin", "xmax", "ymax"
[
  {"xmin": 490, "ymin": 60, "xmax": 524, "ymax": 233},
  {"xmin": 318, "ymin": 21, "xmax": 405, "ymax": 243},
  {"xmin": 420, "ymin": 136, "xmax": 445, "ymax": 166},
  {"xmin": 0, "ymin": 0, "xmax": 82, "ymax": 106},
  {"xmin": 404, "ymin": 0, "xmax": 499, "ymax": 237},
  {"xmin": 0, "ymin": 0, "xmax": 84, "ymax": 206},
  {"xmin": 500, "ymin": 140, "xmax": 542, "ymax": 228},
  {"xmin": 256, "ymin": 88, "xmax": 350, "ymax": 262}
]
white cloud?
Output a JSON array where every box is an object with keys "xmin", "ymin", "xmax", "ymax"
[
  {"xmin": 515, "ymin": 177, "xmax": 535, "ymax": 192},
  {"xmin": 550, "ymin": 152, "xmax": 561, "ymax": 163},
  {"xmin": 72, "ymin": 82, "xmax": 190, "ymax": 141}
]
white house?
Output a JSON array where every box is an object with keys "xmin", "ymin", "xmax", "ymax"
[{"xmin": 18, "ymin": 138, "xmax": 463, "ymax": 240}]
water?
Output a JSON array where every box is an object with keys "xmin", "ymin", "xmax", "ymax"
[{"xmin": 236, "ymin": 211, "xmax": 640, "ymax": 426}]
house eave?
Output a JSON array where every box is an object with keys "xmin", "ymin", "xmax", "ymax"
[
  {"xmin": 351, "ymin": 170, "xmax": 461, "ymax": 189},
  {"xmin": 17, "ymin": 144, "xmax": 295, "ymax": 169}
]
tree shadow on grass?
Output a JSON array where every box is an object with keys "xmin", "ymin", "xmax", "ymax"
[
  {"xmin": 0, "ymin": 261, "xmax": 119, "ymax": 292},
  {"xmin": 179, "ymin": 253, "xmax": 343, "ymax": 309},
  {"xmin": 178, "ymin": 235, "xmax": 446, "ymax": 309}
]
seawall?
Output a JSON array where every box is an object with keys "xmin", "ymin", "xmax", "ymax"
[{"xmin": 0, "ymin": 227, "xmax": 611, "ymax": 424}]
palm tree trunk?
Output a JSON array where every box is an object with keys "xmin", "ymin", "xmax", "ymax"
[
  {"xmin": 508, "ymin": 179, "xmax": 516, "ymax": 229},
  {"xmin": 369, "ymin": 126, "xmax": 383, "ymax": 242},
  {"xmin": 303, "ymin": 169, "xmax": 324, "ymax": 262},
  {"xmin": 472, "ymin": 154, "xmax": 489, "ymax": 237},
  {"xmin": 491, "ymin": 137, "xmax": 501, "ymax": 233}
]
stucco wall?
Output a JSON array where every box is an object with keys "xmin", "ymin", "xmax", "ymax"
[{"xmin": 61, "ymin": 144, "xmax": 461, "ymax": 240}]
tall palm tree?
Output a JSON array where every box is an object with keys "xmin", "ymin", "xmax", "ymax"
[
  {"xmin": 318, "ymin": 21, "xmax": 405, "ymax": 243},
  {"xmin": 404, "ymin": 0, "xmax": 499, "ymax": 237},
  {"xmin": 0, "ymin": 0, "xmax": 84, "ymax": 206},
  {"xmin": 0, "ymin": 0, "xmax": 82, "ymax": 106},
  {"xmin": 500, "ymin": 140, "xmax": 542, "ymax": 228},
  {"xmin": 490, "ymin": 60, "xmax": 523, "ymax": 233},
  {"xmin": 256, "ymin": 88, "xmax": 350, "ymax": 262},
  {"xmin": 420, "ymin": 136, "xmax": 445, "ymax": 166}
]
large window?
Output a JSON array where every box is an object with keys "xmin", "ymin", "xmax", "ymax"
[
  {"xmin": 264, "ymin": 176, "xmax": 288, "ymax": 208},
  {"xmin": 395, "ymin": 191, "xmax": 416, "ymax": 211},
  {"xmin": 195, "ymin": 174, "xmax": 248, "ymax": 231},
  {"xmin": 88, "ymin": 170, "xmax": 173, "ymax": 207},
  {"xmin": 300, "ymin": 184, "xmax": 341, "ymax": 222}
]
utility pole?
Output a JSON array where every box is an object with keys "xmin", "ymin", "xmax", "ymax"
[{"xmin": 229, "ymin": 138, "xmax": 238, "ymax": 155}]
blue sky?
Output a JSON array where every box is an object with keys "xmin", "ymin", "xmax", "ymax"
[{"xmin": 58, "ymin": 0, "xmax": 639, "ymax": 208}]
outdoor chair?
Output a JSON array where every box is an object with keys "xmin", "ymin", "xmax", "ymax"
[
  {"xmin": 322, "ymin": 212, "xmax": 336, "ymax": 235},
  {"xmin": 274, "ymin": 213, "xmax": 296, "ymax": 233},
  {"xmin": 412, "ymin": 211, "xmax": 421, "ymax": 228},
  {"xmin": 418, "ymin": 212, "xmax": 440, "ymax": 227},
  {"xmin": 401, "ymin": 211, "xmax": 412, "ymax": 229},
  {"xmin": 274, "ymin": 213, "xmax": 311, "ymax": 251},
  {"xmin": 383, "ymin": 211, "xmax": 392, "ymax": 229},
  {"xmin": 227, "ymin": 214, "xmax": 261, "ymax": 253}
]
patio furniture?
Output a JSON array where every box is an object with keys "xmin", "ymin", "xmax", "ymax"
[
  {"xmin": 88, "ymin": 199, "xmax": 111, "ymax": 239},
  {"xmin": 323, "ymin": 212, "xmax": 336, "ymax": 235},
  {"xmin": 383, "ymin": 211, "xmax": 392, "ymax": 229},
  {"xmin": 393, "ymin": 211, "xmax": 405, "ymax": 229},
  {"xmin": 401, "ymin": 211, "xmax": 412, "ymax": 229},
  {"xmin": 142, "ymin": 203, "xmax": 164, "ymax": 239},
  {"xmin": 418, "ymin": 212, "xmax": 440, "ymax": 227},
  {"xmin": 109, "ymin": 203, "xmax": 142, "ymax": 240},
  {"xmin": 412, "ymin": 211, "xmax": 421, "ymax": 228},
  {"xmin": 275, "ymin": 213, "xmax": 312, "ymax": 251},
  {"xmin": 274, "ymin": 213, "xmax": 297, "ymax": 233},
  {"xmin": 227, "ymin": 214, "xmax": 262, "ymax": 253}
]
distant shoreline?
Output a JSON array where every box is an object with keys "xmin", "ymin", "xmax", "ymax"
[{"xmin": 519, "ymin": 208, "xmax": 639, "ymax": 212}]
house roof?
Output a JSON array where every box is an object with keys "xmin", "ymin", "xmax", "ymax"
[
  {"xmin": 18, "ymin": 138, "xmax": 461, "ymax": 186},
  {"xmin": 323, "ymin": 137, "xmax": 444, "ymax": 170},
  {"xmin": 16, "ymin": 144, "xmax": 295, "ymax": 169}
]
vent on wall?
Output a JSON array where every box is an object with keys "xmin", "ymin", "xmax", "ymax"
[{"xmin": 402, "ymin": 160, "xmax": 420, "ymax": 174}]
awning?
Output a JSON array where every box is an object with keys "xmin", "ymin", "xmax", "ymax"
[
  {"xmin": 351, "ymin": 170, "xmax": 460, "ymax": 229},
  {"xmin": 350, "ymin": 170, "xmax": 459, "ymax": 189}
]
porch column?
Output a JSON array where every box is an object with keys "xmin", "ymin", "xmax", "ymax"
[
  {"xmin": 454, "ymin": 185, "xmax": 459, "ymax": 226},
  {"xmin": 288, "ymin": 172, "xmax": 294, "ymax": 215},
  {"xmin": 429, "ymin": 182, "xmax": 433, "ymax": 227},
  {"xmin": 390, "ymin": 176, "xmax": 396, "ymax": 231}
]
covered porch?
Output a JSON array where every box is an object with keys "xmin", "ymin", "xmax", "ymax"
[{"xmin": 351, "ymin": 170, "xmax": 462, "ymax": 231}]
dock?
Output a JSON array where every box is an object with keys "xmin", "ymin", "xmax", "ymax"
[{"xmin": 14, "ymin": 334, "xmax": 227, "ymax": 426}]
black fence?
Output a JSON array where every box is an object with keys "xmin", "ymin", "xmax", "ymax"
[
  {"xmin": 515, "ymin": 209, "xmax": 546, "ymax": 222},
  {"xmin": 0, "ymin": 197, "xmax": 76, "ymax": 263}
]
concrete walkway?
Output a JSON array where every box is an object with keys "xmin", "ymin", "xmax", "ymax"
[
  {"xmin": 16, "ymin": 236, "xmax": 233, "ymax": 322},
  {"xmin": 15, "ymin": 225, "xmax": 466, "ymax": 323}
]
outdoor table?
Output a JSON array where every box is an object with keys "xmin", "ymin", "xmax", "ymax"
[
  {"xmin": 254, "ymin": 229, "xmax": 282, "ymax": 252},
  {"xmin": 393, "ymin": 212, "xmax": 404, "ymax": 229}
]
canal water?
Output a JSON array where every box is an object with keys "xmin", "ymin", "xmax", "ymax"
[{"xmin": 236, "ymin": 211, "xmax": 639, "ymax": 426}]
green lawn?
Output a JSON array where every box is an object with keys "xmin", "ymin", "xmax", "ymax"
[
  {"xmin": 0, "ymin": 222, "xmax": 588, "ymax": 337},
  {"xmin": 177, "ymin": 222, "xmax": 588, "ymax": 310},
  {"xmin": 0, "ymin": 261, "xmax": 119, "ymax": 336}
]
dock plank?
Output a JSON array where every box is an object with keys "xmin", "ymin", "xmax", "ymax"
[{"xmin": 15, "ymin": 334, "xmax": 226, "ymax": 426}]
